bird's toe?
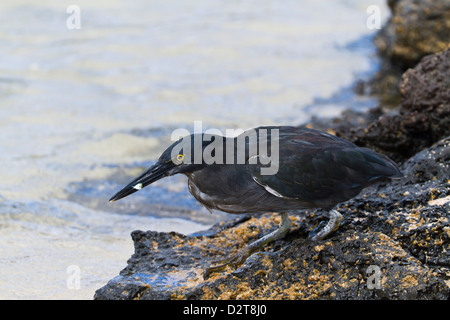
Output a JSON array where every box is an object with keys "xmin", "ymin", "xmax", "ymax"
[
  {"xmin": 203, "ymin": 249, "xmax": 253, "ymax": 279},
  {"xmin": 308, "ymin": 221, "xmax": 328, "ymax": 240},
  {"xmin": 308, "ymin": 210, "xmax": 344, "ymax": 241}
]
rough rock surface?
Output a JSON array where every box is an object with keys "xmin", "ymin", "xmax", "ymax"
[
  {"xmin": 334, "ymin": 47, "xmax": 450, "ymax": 164},
  {"xmin": 362, "ymin": 0, "xmax": 450, "ymax": 105},
  {"xmin": 375, "ymin": 0, "xmax": 450, "ymax": 69}
]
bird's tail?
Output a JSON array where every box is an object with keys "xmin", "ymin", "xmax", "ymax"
[{"xmin": 360, "ymin": 148, "xmax": 403, "ymax": 180}]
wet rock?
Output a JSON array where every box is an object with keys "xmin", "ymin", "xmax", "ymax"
[
  {"xmin": 317, "ymin": 47, "xmax": 450, "ymax": 164},
  {"xmin": 361, "ymin": 0, "xmax": 450, "ymax": 105},
  {"xmin": 94, "ymin": 137, "xmax": 449, "ymax": 300},
  {"xmin": 374, "ymin": 0, "xmax": 450, "ymax": 70}
]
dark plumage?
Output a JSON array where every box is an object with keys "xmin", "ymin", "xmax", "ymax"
[{"xmin": 110, "ymin": 126, "xmax": 402, "ymax": 277}]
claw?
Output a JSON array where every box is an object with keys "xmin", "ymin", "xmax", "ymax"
[
  {"xmin": 204, "ymin": 249, "xmax": 253, "ymax": 279},
  {"xmin": 309, "ymin": 209, "xmax": 343, "ymax": 241},
  {"xmin": 203, "ymin": 212, "xmax": 291, "ymax": 279},
  {"xmin": 308, "ymin": 220, "xmax": 327, "ymax": 239}
]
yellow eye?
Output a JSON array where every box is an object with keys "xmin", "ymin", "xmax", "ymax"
[{"xmin": 176, "ymin": 154, "xmax": 184, "ymax": 162}]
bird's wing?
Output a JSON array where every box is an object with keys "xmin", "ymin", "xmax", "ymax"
[{"xmin": 249, "ymin": 129, "xmax": 401, "ymax": 202}]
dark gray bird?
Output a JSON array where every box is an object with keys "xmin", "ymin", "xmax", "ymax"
[{"xmin": 109, "ymin": 126, "xmax": 402, "ymax": 277}]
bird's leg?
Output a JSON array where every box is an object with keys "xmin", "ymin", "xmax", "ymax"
[
  {"xmin": 309, "ymin": 209, "xmax": 344, "ymax": 241},
  {"xmin": 204, "ymin": 212, "xmax": 291, "ymax": 278}
]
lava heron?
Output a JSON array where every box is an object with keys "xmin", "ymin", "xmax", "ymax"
[{"xmin": 110, "ymin": 126, "xmax": 402, "ymax": 277}]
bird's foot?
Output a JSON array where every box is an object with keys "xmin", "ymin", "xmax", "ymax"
[
  {"xmin": 308, "ymin": 221, "xmax": 327, "ymax": 240},
  {"xmin": 203, "ymin": 212, "xmax": 291, "ymax": 279},
  {"xmin": 309, "ymin": 209, "xmax": 343, "ymax": 241},
  {"xmin": 203, "ymin": 247, "xmax": 255, "ymax": 279}
]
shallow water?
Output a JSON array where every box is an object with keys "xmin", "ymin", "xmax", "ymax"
[{"xmin": 0, "ymin": 0, "xmax": 388, "ymax": 299}]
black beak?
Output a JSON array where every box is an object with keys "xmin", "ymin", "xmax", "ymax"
[{"xmin": 109, "ymin": 162, "xmax": 174, "ymax": 202}]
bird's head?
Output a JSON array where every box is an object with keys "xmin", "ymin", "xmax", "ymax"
[{"xmin": 109, "ymin": 133, "xmax": 220, "ymax": 202}]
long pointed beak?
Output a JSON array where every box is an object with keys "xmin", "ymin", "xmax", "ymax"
[{"xmin": 109, "ymin": 162, "xmax": 174, "ymax": 202}]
